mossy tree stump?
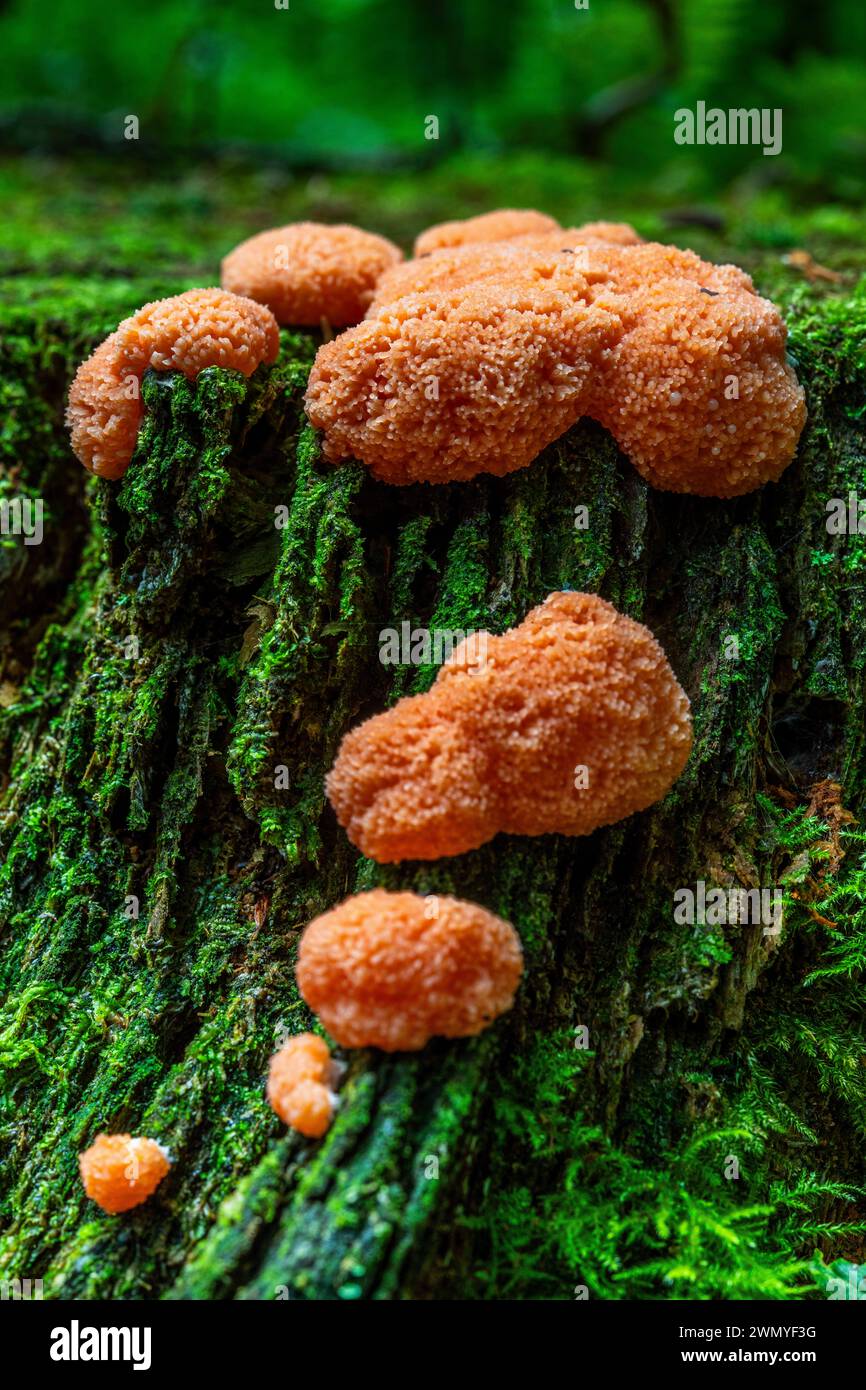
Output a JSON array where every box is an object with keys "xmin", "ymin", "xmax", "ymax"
[{"xmin": 1, "ymin": 243, "xmax": 865, "ymax": 1300}]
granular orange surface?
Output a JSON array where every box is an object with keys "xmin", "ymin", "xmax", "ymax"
[
  {"xmin": 584, "ymin": 242, "xmax": 806, "ymax": 495},
  {"xmin": 414, "ymin": 208, "xmax": 560, "ymax": 255},
  {"xmin": 296, "ymin": 889, "xmax": 523, "ymax": 1051},
  {"xmin": 267, "ymin": 1032, "xmax": 337, "ymax": 1139},
  {"xmin": 307, "ymin": 253, "xmax": 622, "ymax": 485},
  {"xmin": 326, "ymin": 591, "xmax": 692, "ymax": 862},
  {"xmin": 367, "ymin": 222, "xmax": 639, "ymax": 311},
  {"xmin": 67, "ymin": 288, "xmax": 279, "ymax": 479},
  {"xmin": 221, "ymin": 222, "xmax": 402, "ymax": 326},
  {"xmin": 78, "ymin": 1133, "xmax": 170, "ymax": 1213},
  {"xmin": 306, "ymin": 220, "xmax": 805, "ymax": 497}
]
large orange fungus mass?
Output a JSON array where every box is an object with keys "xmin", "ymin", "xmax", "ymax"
[
  {"xmin": 327, "ymin": 592, "xmax": 692, "ymax": 863},
  {"xmin": 296, "ymin": 889, "xmax": 523, "ymax": 1051},
  {"xmin": 306, "ymin": 213, "xmax": 805, "ymax": 497}
]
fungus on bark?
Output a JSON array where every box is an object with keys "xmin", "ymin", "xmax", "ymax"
[
  {"xmin": 221, "ymin": 222, "xmax": 402, "ymax": 327},
  {"xmin": 296, "ymin": 889, "xmax": 523, "ymax": 1051},
  {"xmin": 306, "ymin": 224, "xmax": 805, "ymax": 497},
  {"xmin": 266, "ymin": 1032, "xmax": 339, "ymax": 1139},
  {"xmin": 78, "ymin": 1133, "xmax": 171, "ymax": 1214},
  {"xmin": 326, "ymin": 592, "xmax": 692, "ymax": 862},
  {"xmin": 67, "ymin": 288, "xmax": 279, "ymax": 480}
]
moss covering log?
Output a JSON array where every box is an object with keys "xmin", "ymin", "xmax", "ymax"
[{"xmin": 1, "ymin": 203, "xmax": 865, "ymax": 1300}]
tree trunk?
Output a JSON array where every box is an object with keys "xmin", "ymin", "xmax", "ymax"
[{"xmin": 2, "ymin": 253, "xmax": 864, "ymax": 1301}]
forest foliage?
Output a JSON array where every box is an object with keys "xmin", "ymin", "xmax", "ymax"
[{"xmin": 0, "ymin": 0, "xmax": 864, "ymax": 201}]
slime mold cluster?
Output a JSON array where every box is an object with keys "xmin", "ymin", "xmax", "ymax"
[
  {"xmin": 306, "ymin": 212, "xmax": 806, "ymax": 497},
  {"xmin": 67, "ymin": 288, "xmax": 279, "ymax": 479},
  {"xmin": 267, "ymin": 1033, "xmax": 340, "ymax": 1138},
  {"xmin": 66, "ymin": 205, "xmax": 801, "ymax": 1173},
  {"xmin": 221, "ymin": 221, "xmax": 402, "ymax": 327},
  {"xmin": 326, "ymin": 591, "xmax": 693, "ymax": 863},
  {"xmin": 296, "ymin": 890, "xmax": 524, "ymax": 1051},
  {"xmin": 78, "ymin": 1134, "xmax": 171, "ymax": 1214}
]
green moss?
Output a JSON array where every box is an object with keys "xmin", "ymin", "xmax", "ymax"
[{"xmin": 2, "ymin": 167, "xmax": 866, "ymax": 1300}]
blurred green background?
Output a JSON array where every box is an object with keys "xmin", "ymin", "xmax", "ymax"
[
  {"xmin": 0, "ymin": 0, "xmax": 864, "ymax": 281},
  {"xmin": 1, "ymin": 0, "xmax": 864, "ymax": 191}
]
